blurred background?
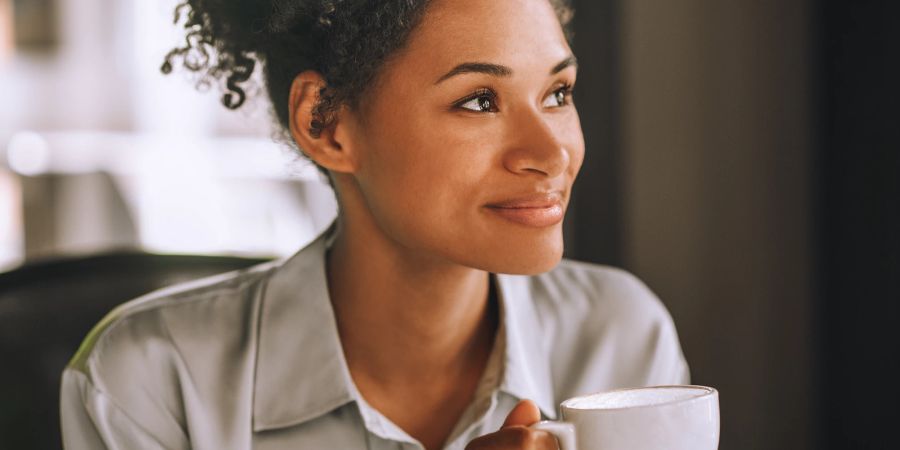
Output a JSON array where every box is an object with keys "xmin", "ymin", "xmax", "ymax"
[{"xmin": 0, "ymin": 0, "xmax": 897, "ymax": 449}]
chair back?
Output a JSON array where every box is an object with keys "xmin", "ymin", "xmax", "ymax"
[{"xmin": 0, "ymin": 252, "xmax": 271, "ymax": 450}]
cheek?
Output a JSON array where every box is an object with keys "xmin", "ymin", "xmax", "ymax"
[
  {"xmin": 563, "ymin": 113, "xmax": 586, "ymax": 178},
  {"xmin": 359, "ymin": 110, "xmax": 496, "ymax": 231}
]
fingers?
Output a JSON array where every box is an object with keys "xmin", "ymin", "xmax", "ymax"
[
  {"xmin": 463, "ymin": 400, "xmax": 556, "ymax": 450},
  {"xmin": 502, "ymin": 399, "xmax": 542, "ymax": 428},
  {"xmin": 464, "ymin": 427, "xmax": 559, "ymax": 450}
]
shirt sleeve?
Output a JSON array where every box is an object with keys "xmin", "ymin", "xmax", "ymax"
[
  {"xmin": 60, "ymin": 369, "xmax": 189, "ymax": 450},
  {"xmin": 641, "ymin": 290, "xmax": 692, "ymax": 387},
  {"xmin": 665, "ymin": 324, "xmax": 692, "ymax": 385}
]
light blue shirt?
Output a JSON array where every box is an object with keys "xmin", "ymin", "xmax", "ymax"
[{"xmin": 61, "ymin": 225, "xmax": 689, "ymax": 449}]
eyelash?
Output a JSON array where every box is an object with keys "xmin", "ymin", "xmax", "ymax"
[
  {"xmin": 453, "ymin": 83, "xmax": 575, "ymax": 113},
  {"xmin": 550, "ymin": 83, "xmax": 575, "ymax": 107},
  {"xmin": 454, "ymin": 88, "xmax": 498, "ymax": 113}
]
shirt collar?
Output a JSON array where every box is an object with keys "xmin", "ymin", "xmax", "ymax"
[
  {"xmin": 495, "ymin": 273, "xmax": 558, "ymax": 419},
  {"xmin": 252, "ymin": 225, "xmax": 558, "ymax": 431},
  {"xmin": 252, "ymin": 224, "xmax": 355, "ymax": 431}
]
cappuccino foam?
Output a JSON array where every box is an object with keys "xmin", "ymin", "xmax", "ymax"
[{"xmin": 564, "ymin": 387, "xmax": 709, "ymax": 410}]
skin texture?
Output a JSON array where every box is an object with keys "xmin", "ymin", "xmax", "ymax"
[{"xmin": 288, "ymin": 0, "xmax": 584, "ymax": 448}]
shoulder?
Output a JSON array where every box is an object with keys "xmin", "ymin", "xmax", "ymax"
[
  {"xmin": 60, "ymin": 261, "xmax": 281, "ymax": 447},
  {"xmin": 66, "ymin": 260, "xmax": 278, "ymax": 404},
  {"xmin": 528, "ymin": 259, "xmax": 690, "ymax": 390},
  {"xmin": 530, "ymin": 259, "xmax": 670, "ymax": 325}
]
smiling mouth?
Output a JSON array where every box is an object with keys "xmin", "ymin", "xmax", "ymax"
[
  {"xmin": 485, "ymin": 203, "xmax": 565, "ymax": 228},
  {"xmin": 484, "ymin": 193, "xmax": 565, "ymax": 228}
]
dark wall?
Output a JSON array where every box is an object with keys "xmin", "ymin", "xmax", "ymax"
[
  {"xmin": 565, "ymin": 0, "xmax": 622, "ymax": 265},
  {"xmin": 818, "ymin": 1, "xmax": 900, "ymax": 448},
  {"xmin": 567, "ymin": 0, "xmax": 900, "ymax": 448},
  {"xmin": 572, "ymin": 0, "xmax": 817, "ymax": 448}
]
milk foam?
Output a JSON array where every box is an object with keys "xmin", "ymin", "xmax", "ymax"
[{"xmin": 564, "ymin": 387, "xmax": 709, "ymax": 410}]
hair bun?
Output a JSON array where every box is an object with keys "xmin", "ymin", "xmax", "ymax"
[{"xmin": 161, "ymin": 0, "xmax": 283, "ymax": 109}]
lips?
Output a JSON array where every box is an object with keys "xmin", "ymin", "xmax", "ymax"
[{"xmin": 484, "ymin": 192, "xmax": 565, "ymax": 227}]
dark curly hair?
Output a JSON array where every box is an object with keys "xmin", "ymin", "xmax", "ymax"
[{"xmin": 162, "ymin": 0, "xmax": 573, "ymax": 144}]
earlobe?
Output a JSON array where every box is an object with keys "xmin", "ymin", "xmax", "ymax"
[{"xmin": 288, "ymin": 71, "xmax": 357, "ymax": 173}]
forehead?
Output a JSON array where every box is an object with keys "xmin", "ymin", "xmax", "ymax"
[{"xmin": 395, "ymin": 0, "xmax": 571, "ymax": 75}]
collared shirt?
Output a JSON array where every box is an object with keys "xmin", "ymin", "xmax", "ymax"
[{"xmin": 60, "ymin": 225, "xmax": 689, "ymax": 450}]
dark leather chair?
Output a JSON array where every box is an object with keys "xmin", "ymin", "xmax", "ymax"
[{"xmin": 0, "ymin": 252, "xmax": 271, "ymax": 450}]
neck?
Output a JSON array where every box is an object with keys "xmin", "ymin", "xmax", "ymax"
[{"xmin": 326, "ymin": 214, "xmax": 497, "ymax": 385}]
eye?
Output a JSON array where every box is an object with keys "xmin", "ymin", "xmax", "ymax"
[
  {"xmin": 542, "ymin": 84, "xmax": 574, "ymax": 108},
  {"xmin": 455, "ymin": 89, "xmax": 499, "ymax": 113}
]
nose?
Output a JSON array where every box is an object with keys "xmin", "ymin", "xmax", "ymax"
[{"xmin": 502, "ymin": 109, "xmax": 570, "ymax": 178}]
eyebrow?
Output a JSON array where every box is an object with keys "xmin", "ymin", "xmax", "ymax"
[
  {"xmin": 551, "ymin": 55, "xmax": 578, "ymax": 75},
  {"xmin": 434, "ymin": 55, "xmax": 578, "ymax": 85}
]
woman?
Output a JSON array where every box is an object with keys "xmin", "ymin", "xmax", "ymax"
[{"xmin": 61, "ymin": 0, "xmax": 689, "ymax": 449}]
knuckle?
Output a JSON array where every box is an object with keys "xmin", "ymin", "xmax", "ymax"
[
  {"xmin": 513, "ymin": 427, "xmax": 557, "ymax": 449},
  {"xmin": 508, "ymin": 427, "xmax": 532, "ymax": 445},
  {"xmin": 529, "ymin": 430, "xmax": 560, "ymax": 450}
]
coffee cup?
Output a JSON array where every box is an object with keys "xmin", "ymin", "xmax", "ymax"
[{"xmin": 531, "ymin": 385, "xmax": 719, "ymax": 450}]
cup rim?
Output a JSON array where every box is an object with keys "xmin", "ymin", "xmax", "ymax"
[{"xmin": 560, "ymin": 384, "xmax": 718, "ymax": 413}]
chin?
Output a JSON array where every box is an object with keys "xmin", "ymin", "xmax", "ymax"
[
  {"xmin": 470, "ymin": 234, "xmax": 565, "ymax": 275},
  {"xmin": 496, "ymin": 257, "xmax": 563, "ymax": 276}
]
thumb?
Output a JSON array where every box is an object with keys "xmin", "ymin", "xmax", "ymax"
[{"xmin": 501, "ymin": 399, "xmax": 542, "ymax": 428}]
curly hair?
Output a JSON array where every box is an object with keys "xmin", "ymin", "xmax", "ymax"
[{"xmin": 162, "ymin": 0, "xmax": 573, "ymax": 143}]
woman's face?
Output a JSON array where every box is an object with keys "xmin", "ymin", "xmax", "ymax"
[{"xmin": 342, "ymin": 0, "xmax": 584, "ymax": 275}]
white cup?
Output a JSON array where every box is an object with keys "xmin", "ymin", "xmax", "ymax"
[{"xmin": 531, "ymin": 385, "xmax": 719, "ymax": 450}]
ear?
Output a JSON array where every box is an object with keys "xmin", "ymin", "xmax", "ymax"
[{"xmin": 288, "ymin": 71, "xmax": 358, "ymax": 173}]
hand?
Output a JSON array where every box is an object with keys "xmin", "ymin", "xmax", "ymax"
[{"xmin": 465, "ymin": 400, "xmax": 559, "ymax": 450}]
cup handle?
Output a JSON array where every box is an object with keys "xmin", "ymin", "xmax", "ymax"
[{"xmin": 530, "ymin": 420, "xmax": 576, "ymax": 450}]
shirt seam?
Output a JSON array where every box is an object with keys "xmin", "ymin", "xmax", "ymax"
[
  {"xmin": 249, "ymin": 264, "xmax": 271, "ymax": 432},
  {"xmin": 73, "ymin": 267, "xmax": 277, "ymax": 376},
  {"xmin": 156, "ymin": 302, "xmax": 195, "ymax": 441}
]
